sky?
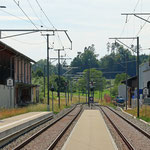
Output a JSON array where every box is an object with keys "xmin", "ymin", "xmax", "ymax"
[{"xmin": 0, "ymin": 0, "xmax": 150, "ymax": 64}]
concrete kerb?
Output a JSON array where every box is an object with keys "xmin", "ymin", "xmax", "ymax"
[
  {"xmin": 119, "ymin": 107, "xmax": 150, "ymax": 126},
  {"xmin": 0, "ymin": 112, "xmax": 53, "ymax": 148}
]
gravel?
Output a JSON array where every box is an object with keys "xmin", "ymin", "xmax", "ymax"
[
  {"xmin": 101, "ymin": 106, "xmax": 150, "ymax": 150},
  {"xmin": 100, "ymin": 109, "xmax": 129, "ymax": 150},
  {"xmin": 111, "ymin": 106, "xmax": 150, "ymax": 135},
  {"xmin": 1, "ymin": 104, "xmax": 77, "ymax": 150},
  {"xmin": 19, "ymin": 105, "xmax": 81, "ymax": 150}
]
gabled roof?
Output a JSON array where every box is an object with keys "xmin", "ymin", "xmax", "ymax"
[
  {"xmin": 0, "ymin": 41, "xmax": 36, "ymax": 63},
  {"xmin": 121, "ymin": 75, "xmax": 137, "ymax": 84},
  {"xmin": 121, "ymin": 75, "xmax": 137, "ymax": 87}
]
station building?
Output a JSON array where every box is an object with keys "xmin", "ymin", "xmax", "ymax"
[
  {"xmin": 121, "ymin": 61, "xmax": 150, "ymax": 108},
  {"xmin": 0, "ymin": 41, "xmax": 39, "ymax": 108}
]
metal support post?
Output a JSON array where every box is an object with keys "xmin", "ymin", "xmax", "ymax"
[
  {"xmin": 44, "ymin": 65, "xmax": 46, "ymax": 98},
  {"xmin": 137, "ymin": 37, "xmax": 140, "ymax": 118},
  {"xmin": 58, "ymin": 49, "xmax": 61, "ymax": 108},
  {"xmin": 79, "ymin": 90, "xmax": 80, "ymax": 103},
  {"xmin": 125, "ymin": 55, "xmax": 128, "ymax": 110},
  {"xmin": 51, "ymin": 84, "xmax": 54, "ymax": 112},
  {"xmin": 68, "ymin": 80, "xmax": 69, "ymax": 104},
  {"xmin": 65, "ymin": 85, "xmax": 67, "ymax": 106},
  {"xmin": 71, "ymin": 81, "xmax": 72, "ymax": 104},
  {"xmin": 47, "ymin": 34, "xmax": 50, "ymax": 111},
  {"xmin": 109, "ymin": 36, "xmax": 140, "ymax": 117}
]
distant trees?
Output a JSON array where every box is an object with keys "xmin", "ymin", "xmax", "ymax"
[
  {"xmin": 31, "ymin": 43, "xmax": 149, "ymax": 99},
  {"xmin": 71, "ymin": 44, "xmax": 100, "ymax": 74},
  {"xmin": 76, "ymin": 68, "xmax": 106, "ymax": 93}
]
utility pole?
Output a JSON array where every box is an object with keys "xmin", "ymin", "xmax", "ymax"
[
  {"xmin": 137, "ymin": 37, "xmax": 140, "ymax": 118},
  {"xmin": 58, "ymin": 49, "xmax": 61, "ymax": 108},
  {"xmin": 125, "ymin": 54, "xmax": 128, "ymax": 110},
  {"xmin": 68, "ymin": 80, "xmax": 70, "ymax": 104},
  {"xmin": 88, "ymin": 59, "xmax": 90, "ymax": 106},
  {"xmin": 51, "ymin": 56, "xmax": 71, "ymax": 108},
  {"xmin": 65, "ymin": 83, "xmax": 67, "ymax": 106},
  {"xmin": 70, "ymin": 81, "xmax": 73, "ymax": 104},
  {"xmin": 54, "ymin": 49, "xmax": 64, "ymax": 108},
  {"xmin": 44, "ymin": 65, "xmax": 46, "ymax": 98},
  {"xmin": 46, "ymin": 34, "xmax": 50, "ymax": 111},
  {"xmin": 109, "ymin": 37, "xmax": 140, "ymax": 117}
]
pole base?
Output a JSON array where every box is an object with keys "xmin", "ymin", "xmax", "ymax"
[{"xmin": 47, "ymin": 105, "xmax": 50, "ymax": 111}]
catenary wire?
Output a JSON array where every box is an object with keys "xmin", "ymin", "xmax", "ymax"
[
  {"xmin": 13, "ymin": 0, "xmax": 39, "ymax": 30},
  {"xmin": 120, "ymin": 0, "xmax": 141, "ymax": 36},
  {"xmin": 35, "ymin": 0, "xmax": 64, "ymax": 48},
  {"xmin": 26, "ymin": 0, "xmax": 48, "ymax": 28},
  {"xmin": 0, "ymin": 9, "xmax": 42, "ymax": 27}
]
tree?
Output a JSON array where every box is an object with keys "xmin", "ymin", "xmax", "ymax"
[
  {"xmin": 77, "ymin": 69, "xmax": 106, "ymax": 92},
  {"xmin": 114, "ymin": 73, "xmax": 129, "ymax": 85},
  {"xmin": 34, "ymin": 68, "xmax": 43, "ymax": 77},
  {"xmin": 71, "ymin": 44, "xmax": 100, "ymax": 74}
]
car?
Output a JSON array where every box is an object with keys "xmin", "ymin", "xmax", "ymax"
[{"xmin": 115, "ymin": 96, "xmax": 125, "ymax": 104}]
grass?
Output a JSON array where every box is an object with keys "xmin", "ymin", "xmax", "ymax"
[
  {"xmin": 0, "ymin": 93, "xmax": 87, "ymax": 120},
  {"xmin": 0, "ymin": 89, "xmax": 115, "ymax": 120},
  {"xmin": 0, "ymin": 104, "xmax": 47, "ymax": 120},
  {"xmin": 125, "ymin": 105, "xmax": 150, "ymax": 122}
]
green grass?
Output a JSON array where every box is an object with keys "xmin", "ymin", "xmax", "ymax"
[
  {"xmin": 0, "ymin": 93, "xmax": 87, "ymax": 119},
  {"xmin": 139, "ymin": 116, "xmax": 150, "ymax": 122},
  {"xmin": 0, "ymin": 89, "xmax": 115, "ymax": 120},
  {"xmin": 126, "ymin": 105, "xmax": 150, "ymax": 122}
]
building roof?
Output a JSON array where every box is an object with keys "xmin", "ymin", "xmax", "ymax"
[
  {"xmin": 0, "ymin": 41, "xmax": 36, "ymax": 63},
  {"xmin": 121, "ymin": 75, "xmax": 137, "ymax": 87}
]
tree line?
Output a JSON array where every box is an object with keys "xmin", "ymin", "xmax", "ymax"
[{"xmin": 32, "ymin": 43, "xmax": 149, "ymax": 100}]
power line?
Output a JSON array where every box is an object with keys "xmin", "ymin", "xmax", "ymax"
[
  {"xmin": 120, "ymin": 0, "xmax": 141, "ymax": 36},
  {"xmin": 130, "ymin": 15, "xmax": 150, "ymax": 45},
  {"xmin": 35, "ymin": 0, "xmax": 56, "ymax": 29},
  {"xmin": 34, "ymin": 0, "xmax": 64, "ymax": 48},
  {"xmin": 0, "ymin": 9, "xmax": 41, "ymax": 27},
  {"xmin": 13, "ymin": 0, "xmax": 39, "ymax": 30},
  {"xmin": 13, "ymin": 0, "xmax": 58, "ymax": 46},
  {"xmin": 26, "ymin": 0, "xmax": 48, "ymax": 28}
]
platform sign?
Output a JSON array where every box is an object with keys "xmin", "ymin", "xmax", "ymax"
[
  {"xmin": 89, "ymin": 96, "xmax": 94, "ymax": 103},
  {"xmin": 143, "ymin": 88, "xmax": 148, "ymax": 96},
  {"xmin": 7, "ymin": 78, "xmax": 13, "ymax": 87}
]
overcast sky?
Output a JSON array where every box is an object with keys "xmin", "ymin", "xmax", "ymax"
[{"xmin": 0, "ymin": 0, "xmax": 150, "ymax": 63}]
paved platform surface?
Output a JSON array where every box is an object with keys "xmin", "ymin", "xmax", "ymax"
[
  {"xmin": 0, "ymin": 112, "xmax": 52, "ymax": 139},
  {"xmin": 62, "ymin": 110, "xmax": 117, "ymax": 150}
]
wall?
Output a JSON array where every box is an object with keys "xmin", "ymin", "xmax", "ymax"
[
  {"xmin": 118, "ymin": 84, "xmax": 128, "ymax": 100},
  {"xmin": 143, "ymin": 70, "xmax": 150, "ymax": 88},
  {"xmin": 0, "ymin": 84, "xmax": 14, "ymax": 109}
]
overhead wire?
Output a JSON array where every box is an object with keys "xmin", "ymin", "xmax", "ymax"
[
  {"xmin": 0, "ymin": 9, "xmax": 42, "ymax": 27},
  {"xmin": 35, "ymin": 0, "xmax": 55, "ymax": 29},
  {"xmin": 35, "ymin": 0, "xmax": 64, "ymax": 48},
  {"xmin": 35, "ymin": 0, "xmax": 65, "ymax": 56},
  {"xmin": 12, "ymin": 0, "xmax": 56, "ymax": 47},
  {"xmin": 13, "ymin": 0, "xmax": 39, "ymax": 30},
  {"xmin": 120, "ymin": 0, "xmax": 141, "ymax": 36},
  {"xmin": 130, "ymin": 0, "xmax": 150, "ymax": 46},
  {"xmin": 26, "ymin": 0, "xmax": 48, "ymax": 28}
]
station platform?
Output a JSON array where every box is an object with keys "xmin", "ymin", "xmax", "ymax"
[
  {"xmin": 62, "ymin": 110, "xmax": 117, "ymax": 150},
  {"xmin": 0, "ymin": 111, "xmax": 53, "ymax": 147}
]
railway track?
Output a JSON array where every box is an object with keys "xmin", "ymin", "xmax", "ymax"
[
  {"xmin": 0, "ymin": 113, "xmax": 53, "ymax": 148},
  {"xmin": 13, "ymin": 104, "xmax": 82, "ymax": 150},
  {"xmin": 100, "ymin": 106, "xmax": 150, "ymax": 150}
]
